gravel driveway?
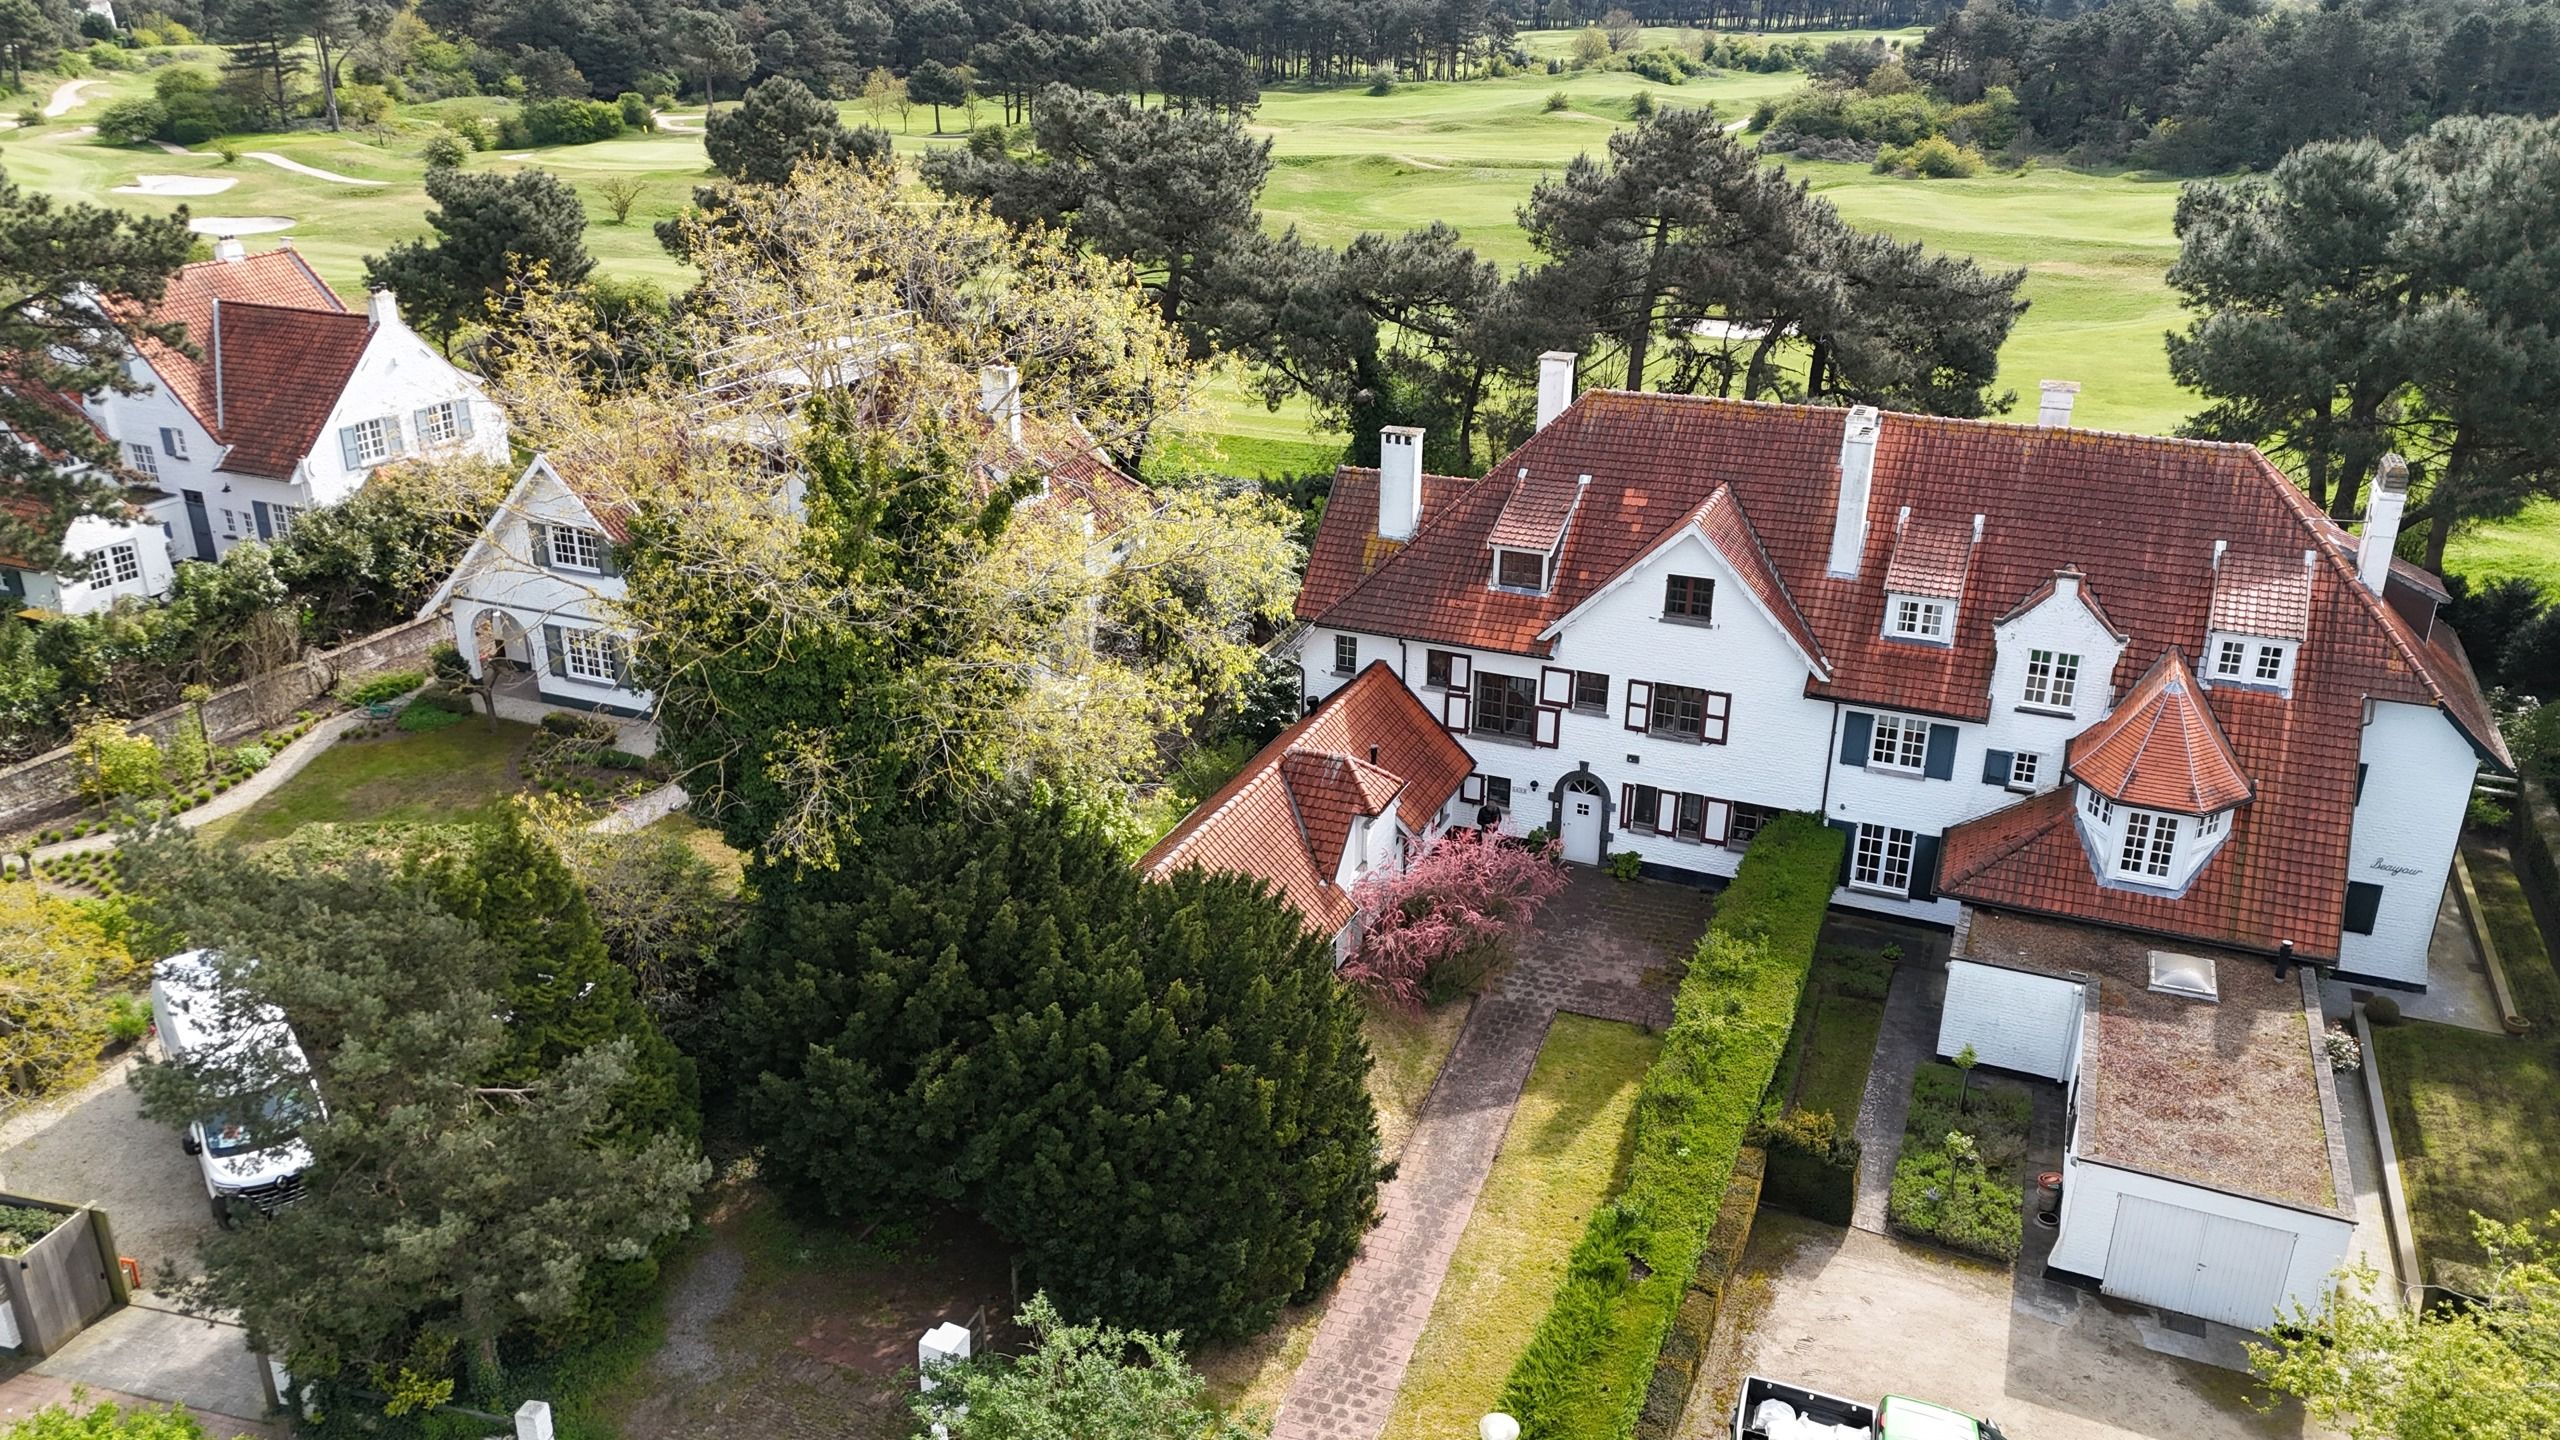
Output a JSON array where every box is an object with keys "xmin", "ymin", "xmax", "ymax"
[{"xmin": 0, "ymin": 1056, "xmax": 213, "ymax": 1285}]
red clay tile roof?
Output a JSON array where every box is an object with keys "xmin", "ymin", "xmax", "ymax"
[
  {"xmin": 203, "ymin": 301, "xmax": 373, "ymax": 479},
  {"xmin": 1486, "ymin": 469, "xmax": 1586, "ymax": 554},
  {"xmin": 1295, "ymin": 467, "xmax": 1480, "ymax": 620},
  {"xmin": 1882, "ymin": 511, "xmax": 1976, "ymax": 601},
  {"xmin": 120, "ymin": 251, "xmax": 351, "ymax": 472},
  {"xmin": 1017, "ymin": 416, "xmax": 1150, "ymax": 532},
  {"xmin": 2209, "ymin": 549, "xmax": 2313, "ymax": 640},
  {"xmin": 2067, "ymin": 649, "xmax": 2253, "ymax": 813},
  {"xmin": 1140, "ymin": 662, "xmax": 1474, "ymax": 935},
  {"xmin": 1299, "ymin": 390, "xmax": 2506, "ymax": 960},
  {"xmin": 1994, "ymin": 566, "xmax": 2125, "ymax": 638}
]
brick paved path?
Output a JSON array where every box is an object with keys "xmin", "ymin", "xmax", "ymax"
[{"xmin": 1272, "ymin": 872, "xmax": 1712, "ymax": 1440}]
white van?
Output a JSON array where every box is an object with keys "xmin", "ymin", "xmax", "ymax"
[{"xmin": 149, "ymin": 951, "xmax": 321, "ymax": 1225}]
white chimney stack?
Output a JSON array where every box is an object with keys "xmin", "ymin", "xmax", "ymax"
[
  {"xmin": 514, "ymin": 1402, "xmax": 555, "ymax": 1440},
  {"xmin": 212, "ymin": 235, "xmax": 246, "ymax": 264},
  {"xmin": 1377, "ymin": 425, "xmax": 1424, "ymax": 542},
  {"xmin": 1535, "ymin": 351, "xmax": 1577, "ymax": 431},
  {"xmin": 1827, "ymin": 405, "xmax": 1882, "ymax": 578},
  {"xmin": 2037, "ymin": 379, "xmax": 2080, "ymax": 428},
  {"xmin": 2358, "ymin": 454, "xmax": 2411, "ymax": 594},
  {"xmin": 366, "ymin": 290, "xmax": 402, "ymax": 330},
  {"xmin": 978, "ymin": 363, "xmax": 1023, "ymax": 446}
]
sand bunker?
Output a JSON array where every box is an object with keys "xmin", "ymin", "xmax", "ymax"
[
  {"xmin": 115, "ymin": 174, "xmax": 238, "ymax": 197},
  {"xmin": 188, "ymin": 216, "xmax": 295, "ymax": 235}
]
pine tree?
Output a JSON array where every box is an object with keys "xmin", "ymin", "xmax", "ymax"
[
  {"xmin": 720, "ymin": 804, "xmax": 1381, "ymax": 1343},
  {"xmin": 363, "ymin": 167, "xmax": 594, "ymax": 351},
  {"xmin": 705, "ymin": 75, "xmax": 890, "ymax": 186}
]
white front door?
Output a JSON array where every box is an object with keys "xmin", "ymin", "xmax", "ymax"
[{"xmin": 1561, "ymin": 785, "xmax": 1604, "ymax": 865}]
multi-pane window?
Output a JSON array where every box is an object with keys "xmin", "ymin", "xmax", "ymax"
[
  {"xmin": 2023, "ymin": 649, "xmax": 2079, "ymax": 709},
  {"xmin": 547, "ymin": 525, "xmax": 605, "ymax": 572},
  {"xmin": 1471, "ymin": 671, "xmax": 1539, "ymax": 741},
  {"xmin": 347, "ymin": 417, "xmax": 394, "ymax": 466},
  {"xmin": 1664, "ymin": 574, "xmax": 1713, "ymax": 621},
  {"xmin": 220, "ymin": 508, "xmax": 239, "ymax": 538},
  {"xmin": 2214, "ymin": 639, "xmax": 2248, "ymax": 678},
  {"xmin": 1728, "ymin": 802, "xmax": 1779, "ymax": 849},
  {"xmin": 268, "ymin": 504, "xmax": 303, "ymax": 538},
  {"xmin": 1852, "ymin": 824, "xmax": 1916, "ymax": 894},
  {"xmin": 1573, "ymin": 671, "xmax": 1610, "ymax": 712},
  {"xmin": 2009, "ymin": 751, "xmax": 2041, "ymax": 789},
  {"xmin": 2199, "ymin": 809, "xmax": 2224, "ymax": 837},
  {"xmin": 87, "ymin": 543, "xmax": 140, "ymax": 587},
  {"xmin": 2117, "ymin": 810, "xmax": 2179, "ymax": 879},
  {"xmin": 1483, "ymin": 775, "xmax": 1512, "ymax": 811},
  {"xmin": 1869, "ymin": 714, "xmax": 1928, "ymax": 772},
  {"xmin": 1891, "ymin": 597, "xmax": 1948, "ymax": 641},
  {"xmin": 2082, "ymin": 787, "xmax": 2113, "ymax": 825},
  {"xmin": 126, "ymin": 442, "xmax": 158, "ymax": 479},
  {"xmin": 1628, "ymin": 783, "xmax": 1663, "ymax": 833},
  {"xmin": 1495, "ymin": 548, "xmax": 1546, "ymax": 591},
  {"xmin": 1332, "ymin": 634, "xmax": 1357, "ymax": 675},
  {"xmin": 2254, "ymin": 644, "xmax": 2285, "ymax": 683},
  {"xmin": 1426, "ymin": 649, "xmax": 1460, "ymax": 689},
  {"xmin": 1651, "ymin": 682, "xmax": 1708, "ymax": 740},
  {"xmin": 418, "ymin": 401, "xmax": 460, "ymax": 446},
  {"xmin": 1675, "ymin": 792, "xmax": 1708, "ymax": 840},
  {"xmin": 560, "ymin": 627, "xmax": 623, "ymax": 684},
  {"xmin": 161, "ymin": 428, "xmax": 188, "ymax": 460}
]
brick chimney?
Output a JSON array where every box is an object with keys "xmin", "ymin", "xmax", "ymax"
[
  {"xmin": 1378, "ymin": 426, "xmax": 1424, "ymax": 542},
  {"xmin": 978, "ymin": 363, "xmax": 1023, "ymax": 446},
  {"xmin": 1827, "ymin": 406, "xmax": 1882, "ymax": 578},
  {"xmin": 1535, "ymin": 351, "xmax": 1577, "ymax": 431},
  {"xmin": 2037, "ymin": 380, "xmax": 2079, "ymax": 428},
  {"xmin": 2358, "ymin": 454, "xmax": 2410, "ymax": 594}
]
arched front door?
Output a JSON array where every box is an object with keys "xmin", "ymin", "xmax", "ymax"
[{"xmin": 1558, "ymin": 771, "xmax": 1607, "ymax": 866}]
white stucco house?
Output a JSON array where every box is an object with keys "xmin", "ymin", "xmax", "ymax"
[
  {"xmin": 87, "ymin": 240, "xmax": 508, "ymax": 564},
  {"xmin": 1264, "ymin": 355, "xmax": 2505, "ymax": 1328},
  {"xmin": 1, "ymin": 505, "xmax": 177, "ymax": 616}
]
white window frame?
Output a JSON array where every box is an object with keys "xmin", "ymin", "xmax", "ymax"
[
  {"xmin": 1889, "ymin": 595, "xmax": 1950, "ymax": 642},
  {"xmin": 221, "ymin": 508, "xmax": 239, "ymax": 538},
  {"xmin": 126, "ymin": 442, "xmax": 159, "ymax": 480},
  {"xmin": 2213, "ymin": 638, "xmax": 2247, "ymax": 678},
  {"xmin": 560, "ymin": 627, "xmax": 622, "ymax": 684},
  {"xmin": 547, "ymin": 525, "xmax": 605, "ymax": 573},
  {"xmin": 1332, "ymin": 634, "xmax": 1357, "ymax": 675},
  {"xmin": 87, "ymin": 542, "xmax": 141, "ymax": 587},
  {"xmin": 2023, "ymin": 648, "xmax": 2079, "ymax": 709},
  {"xmin": 2008, "ymin": 751, "xmax": 2041, "ymax": 790},
  {"xmin": 2082, "ymin": 786, "xmax": 2113, "ymax": 826},
  {"xmin": 2116, "ymin": 809, "xmax": 2180, "ymax": 881},
  {"xmin": 2199, "ymin": 809, "xmax": 2224, "ymax": 837},
  {"xmin": 268, "ymin": 504, "xmax": 303, "ymax": 538},
  {"xmin": 418, "ymin": 401, "xmax": 460, "ymax": 447},
  {"xmin": 2253, "ymin": 643, "xmax": 2285, "ymax": 684},
  {"xmin": 347, "ymin": 416, "xmax": 394, "ymax": 466},
  {"xmin": 1851, "ymin": 823, "xmax": 1915, "ymax": 895},
  {"xmin": 1491, "ymin": 547, "xmax": 1547, "ymax": 593},
  {"xmin": 1869, "ymin": 714, "xmax": 1928, "ymax": 774}
]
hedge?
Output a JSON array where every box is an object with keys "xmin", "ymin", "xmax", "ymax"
[{"xmin": 1495, "ymin": 812, "xmax": 1843, "ymax": 1439}]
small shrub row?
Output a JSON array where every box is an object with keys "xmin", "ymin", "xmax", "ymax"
[
  {"xmin": 1497, "ymin": 813, "xmax": 1845, "ymax": 1439},
  {"xmin": 1884, "ymin": 1062, "xmax": 2028, "ymax": 1260}
]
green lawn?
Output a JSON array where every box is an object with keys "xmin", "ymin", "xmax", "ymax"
[
  {"xmin": 1385, "ymin": 1013, "xmax": 1660, "ymax": 1439},
  {"xmin": 2371, "ymin": 837, "xmax": 2560, "ymax": 1286},
  {"xmin": 1791, "ymin": 989, "xmax": 1886, "ymax": 1123},
  {"xmin": 197, "ymin": 720, "xmax": 536, "ymax": 845}
]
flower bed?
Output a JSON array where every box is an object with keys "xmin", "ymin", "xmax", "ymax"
[{"xmin": 1884, "ymin": 1062, "xmax": 2029, "ymax": 1261}]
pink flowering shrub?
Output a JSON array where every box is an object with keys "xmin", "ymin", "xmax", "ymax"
[{"xmin": 1341, "ymin": 829, "xmax": 1566, "ymax": 1008}]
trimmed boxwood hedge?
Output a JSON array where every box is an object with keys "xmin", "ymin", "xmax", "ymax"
[{"xmin": 1495, "ymin": 812, "xmax": 1843, "ymax": 1439}]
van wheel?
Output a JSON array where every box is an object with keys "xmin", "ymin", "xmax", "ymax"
[
  {"xmin": 209, "ymin": 1195, "xmax": 233, "ymax": 1228},
  {"xmin": 182, "ymin": 1134, "xmax": 201, "ymax": 1156}
]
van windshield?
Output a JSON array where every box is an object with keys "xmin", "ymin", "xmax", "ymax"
[{"xmin": 203, "ymin": 1086, "xmax": 314, "ymax": 1159}]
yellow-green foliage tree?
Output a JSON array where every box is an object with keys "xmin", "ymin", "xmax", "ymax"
[
  {"xmin": 0, "ymin": 881, "xmax": 137, "ymax": 1100},
  {"xmin": 69, "ymin": 719, "xmax": 162, "ymax": 805}
]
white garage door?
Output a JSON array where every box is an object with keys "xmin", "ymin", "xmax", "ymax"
[
  {"xmin": 2102, "ymin": 1195, "xmax": 2298, "ymax": 1329},
  {"xmin": 1936, "ymin": 961, "xmax": 2082, "ymax": 1081}
]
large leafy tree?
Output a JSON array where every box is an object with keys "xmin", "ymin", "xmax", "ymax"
[
  {"xmin": 363, "ymin": 167, "xmax": 593, "ymax": 351},
  {"xmin": 718, "ymin": 804, "xmax": 1381, "ymax": 1344},
  {"xmin": 123, "ymin": 829, "xmax": 706, "ymax": 1402},
  {"xmin": 0, "ymin": 882, "xmax": 138, "ymax": 1104},
  {"xmin": 0, "ymin": 174, "xmax": 193, "ymax": 564},
  {"xmin": 2169, "ymin": 115, "xmax": 2560, "ymax": 564},
  {"xmin": 919, "ymin": 83, "xmax": 1271, "ymax": 353},
  {"xmin": 2252, "ymin": 1212, "xmax": 2560, "ymax": 1440}
]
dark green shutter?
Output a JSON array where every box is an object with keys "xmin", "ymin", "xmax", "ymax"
[
  {"xmin": 252, "ymin": 501, "xmax": 272, "ymax": 539},
  {"xmin": 543, "ymin": 623, "xmax": 566, "ymax": 679},
  {"xmin": 1981, "ymin": 749, "xmax": 2013, "ymax": 785},
  {"xmin": 2344, "ymin": 881, "xmax": 2383, "ymax": 936},
  {"xmin": 1909, "ymin": 833, "xmax": 1942, "ymax": 901},
  {"xmin": 1924, "ymin": 723, "xmax": 1958, "ymax": 780},
  {"xmin": 1839, "ymin": 712, "xmax": 1872, "ymax": 767},
  {"xmin": 1828, "ymin": 818, "xmax": 1857, "ymax": 885}
]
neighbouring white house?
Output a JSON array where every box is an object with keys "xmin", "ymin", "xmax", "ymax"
[
  {"xmin": 86, "ymin": 239, "xmax": 507, "ymax": 563},
  {"xmin": 1242, "ymin": 356, "xmax": 2506, "ymax": 1331},
  {"xmin": 1139, "ymin": 662, "xmax": 1476, "ymax": 957},
  {"xmin": 423, "ymin": 365, "xmax": 1148, "ymax": 721},
  {"xmin": 1, "ymin": 504, "xmax": 177, "ymax": 616}
]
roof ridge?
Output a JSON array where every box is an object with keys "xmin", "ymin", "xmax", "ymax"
[{"xmin": 1572, "ymin": 387, "xmax": 2273, "ymax": 455}]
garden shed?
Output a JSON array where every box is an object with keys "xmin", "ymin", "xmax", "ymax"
[
  {"xmin": 0, "ymin": 1193, "xmax": 126, "ymax": 1357},
  {"xmin": 1937, "ymin": 911, "xmax": 2358, "ymax": 1331}
]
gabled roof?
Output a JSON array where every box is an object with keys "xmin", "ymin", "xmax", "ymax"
[
  {"xmin": 2209, "ymin": 549, "xmax": 2313, "ymax": 640},
  {"xmin": 1296, "ymin": 466, "xmax": 1479, "ymax": 621},
  {"xmin": 2067, "ymin": 649, "xmax": 2252, "ymax": 813},
  {"xmin": 1995, "ymin": 565, "xmax": 2124, "ymax": 638},
  {"xmin": 1140, "ymin": 662, "xmax": 1473, "ymax": 936},
  {"xmin": 1535, "ymin": 483, "xmax": 1830, "ymax": 678},
  {"xmin": 115, "ymin": 249, "xmax": 372, "ymax": 480},
  {"xmin": 1486, "ymin": 469, "xmax": 1585, "ymax": 554},
  {"xmin": 1882, "ymin": 511, "xmax": 1975, "ymax": 601}
]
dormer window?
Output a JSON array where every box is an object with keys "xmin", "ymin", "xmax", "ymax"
[
  {"xmin": 1663, "ymin": 574, "xmax": 1713, "ymax": 622},
  {"xmin": 2116, "ymin": 809, "xmax": 2180, "ymax": 881},
  {"xmin": 1888, "ymin": 595, "xmax": 1952, "ymax": 644},
  {"xmin": 2205, "ymin": 632, "xmax": 2296, "ymax": 693},
  {"xmin": 1492, "ymin": 547, "xmax": 1548, "ymax": 593}
]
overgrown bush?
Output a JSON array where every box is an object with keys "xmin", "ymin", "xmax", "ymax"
[
  {"xmin": 1545, "ymin": 90, "xmax": 1571, "ymax": 112},
  {"xmin": 1877, "ymin": 134, "xmax": 1985, "ymax": 178},
  {"xmin": 341, "ymin": 669, "xmax": 425, "ymax": 707},
  {"xmin": 421, "ymin": 128, "xmax": 469, "ymax": 168},
  {"xmin": 70, "ymin": 721, "xmax": 162, "ymax": 804},
  {"xmin": 1885, "ymin": 1063, "xmax": 2028, "ymax": 1260},
  {"xmin": 521, "ymin": 96, "xmax": 625, "ymax": 145},
  {"xmin": 615, "ymin": 91, "xmax": 651, "ymax": 129},
  {"xmin": 94, "ymin": 96, "xmax": 166, "ymax": 144},
  {"xmin": 1498, "ymin": 813, "xmax": 1842, "ymax": 1438},
  {"xmin": 230, "ymin": 744, "xmax": 273, "ymax": 774}
]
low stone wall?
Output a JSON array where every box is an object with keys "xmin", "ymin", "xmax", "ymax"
[{"xmin": 0, "ymin": 614, "xmax": 446, "ymax": 835}]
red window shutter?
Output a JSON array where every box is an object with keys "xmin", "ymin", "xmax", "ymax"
[
  {"xmin": 1441, "ymin": 689, "xmax": 1471, "ymax": 733},
  {"xmin": 1535, "ymin": 706, "xmax": 1561, "ymax": 748},
  {"xmin": 1625, "ymin": 680, "xmax": 1653, "ymax": 732},
  {"xmin": 1703, "ymin": 690, "xmax": 1732, "ymax": 744},
  {"xmin": 1540, "ymin": 666, "xmax": 1573, "ymax": 707}
]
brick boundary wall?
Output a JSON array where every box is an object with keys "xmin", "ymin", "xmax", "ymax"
[{"xmin": 0, "ymin": 613, "xmax": 448, "ymax": 835}]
